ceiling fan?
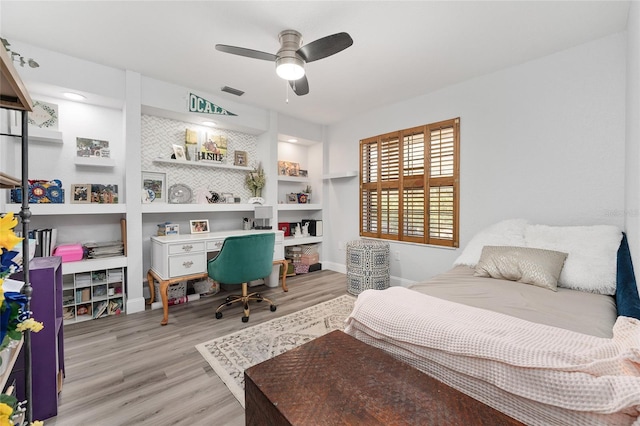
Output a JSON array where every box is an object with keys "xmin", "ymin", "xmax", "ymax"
[{"xmin": 215, "ymin": 30, "xmax": 353, "ymax": 96}]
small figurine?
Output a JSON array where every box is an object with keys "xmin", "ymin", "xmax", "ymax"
[
  {"xmin": 302, "ymin": 222, "xmax": 310, "ymax": 237},
  {"xmin": 294, "ymin": 224, "xmax": 303, "ymax": 238}
]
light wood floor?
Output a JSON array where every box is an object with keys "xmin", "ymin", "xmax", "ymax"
[{"xmin": 46, "ymin": 270, "xmax": 348, "ymax": 426}]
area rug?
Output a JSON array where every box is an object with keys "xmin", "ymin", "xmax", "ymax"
[{"xmin": 195, "ymin": 294, "xmax": 356, "ymax": 407}]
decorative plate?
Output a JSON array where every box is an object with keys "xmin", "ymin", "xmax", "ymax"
[{"xmin": 168, "ymin": 184, "xmax": 193, "ymax": 204}]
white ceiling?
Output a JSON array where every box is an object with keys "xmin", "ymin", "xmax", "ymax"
[{"xmin": 0, "ymin": 1, "xmax": 631, "ymax": 126}]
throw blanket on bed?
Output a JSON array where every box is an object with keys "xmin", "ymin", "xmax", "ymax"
[{"xmin": 344, "ymin": 287, "xmax": 640, "ymax": 426}]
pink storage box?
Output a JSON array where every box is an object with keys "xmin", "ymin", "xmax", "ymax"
[{"xmin": 53, "ymin": 244, "xmax": 84, "ymax": 262}]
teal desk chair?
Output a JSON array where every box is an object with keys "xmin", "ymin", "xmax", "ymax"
[{"xmin": 207, "ymin": 233, "xmax": 277, "ymax": 322}]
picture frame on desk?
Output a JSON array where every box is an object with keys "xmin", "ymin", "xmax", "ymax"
[
  {"xmin": 71, "ymin": 184, "xmax": 90, "ymax": 204},
  {"xmin": 190, "ymin": 219, "xmax": 210, "ymax": 234},
  {"xmin": 142, "ymin": 171, "xmax": 166, "ymax": 203},
  {"xmin": 287, "ymin": 193, "xmax": 298, "ymax": 204}
]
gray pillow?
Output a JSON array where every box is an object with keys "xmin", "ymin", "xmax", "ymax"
[{"xmin": 474, "ymin": 246, "xmax": 568, "ymax": 291}]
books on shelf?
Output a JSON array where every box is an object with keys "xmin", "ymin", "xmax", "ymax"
[
  {"xmin": 84, "ymin": 240, "xmax": 124, "ymax": 259},
  {"xmin": 27, "ymin": 228, "xmax": 58, "ymax": 257}
]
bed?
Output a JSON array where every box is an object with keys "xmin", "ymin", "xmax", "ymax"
[{"xmin": 344, "ymin": 220, "xmax": 640, "ymax": 426}]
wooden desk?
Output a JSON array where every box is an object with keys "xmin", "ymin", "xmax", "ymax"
[
  {"xmin": 147, "ymin": 260, "xmax": 289, "ymax": 325},
  {"xmin": 245, "ymin": 330, "xmax": 524, "ymax": 426},
  {"xmin": 148, "ymin": 230, "xmax": 285, "ymax": 325}
]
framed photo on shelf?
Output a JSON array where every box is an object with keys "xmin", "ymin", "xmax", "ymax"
[
  {"xmin": 91, "ymin": 184, "xmax": 119, "ymax": 204},
  {"xmin": 141, "ymin": 171, "xmax": 166, "ymax": 203},
  {"xmin": 234, "ymin": 151, "xmax": 247, "ymax": 166},
  {"xmin": 77, "ymin": 137, "xmax": 110, "ymax": 158},
  {"xmin": 71, "ymin": 184, "xmax": 90, "ymax": 204},
  {"xmin": 172, "ymin": 144, "xmax": 186, "ymax": 161},
  {"xmin": 287, "ymin": 193, "xmax": 298, "ymax": 204},
  {"xmin": 190, "ymin": 219, "xmax": 210, "ymax": 234},
  {"xmin": 221, "ymin": 192, "xmax": 234, "ymax": 203},
  {"xmin": 278, "ymin": 161, "xmax": 300, "ymax": 176}
]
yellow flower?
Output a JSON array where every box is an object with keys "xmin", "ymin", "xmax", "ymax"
[
  {"xmin": 16, "ymin": 319, "xmax": 44, "ymax": 333},
  {"xmin": 0, "ymin": 212, "xmax": 22, "ymax": 251},
  {"xmin": 0, "ymin": 402, "xmax": 12, "ymax": 426}
]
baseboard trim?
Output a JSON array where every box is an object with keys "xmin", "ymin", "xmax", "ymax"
[
  {"xmin": 323, "ymin": 261, "xmax": 415, "ymax": 288},
  {"xmin": 126, "ymin": 296, "xmax": 146, "ymax": 314}
]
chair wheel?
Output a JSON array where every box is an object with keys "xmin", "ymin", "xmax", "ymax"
[
  {"xmin": 225, "ymin": 297, "xmax": 232, "ymax": 303},
  {"xmin": 256, "ymin": 298, "xmax": 263, "ymax": 302},
  {"xmin": 242, "ymin": 316, "xmax": 249, "ymax": 323},
  {"xmin": 215, "ymin": 312, "xmax": 223, "ymax": 319},
  {"xmin": 225, "ymin": 302, "xmax": 233, "ymax": 307},
  {"xmin": 270, "ymin": 305, "xmax": 277, "ymax": 312}
]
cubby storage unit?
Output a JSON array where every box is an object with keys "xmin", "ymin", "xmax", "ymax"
[{"xmin": 62, "ymin": 260, "xmax": 126, "ymax": 324}]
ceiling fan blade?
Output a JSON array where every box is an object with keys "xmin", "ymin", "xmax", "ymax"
[
  {"xmin": 215, "ymin": 44, "xmax": 278, "ymax": 62},
  {"xmin": 289, "ymin": 75, "xmax": 309, "ymax": 96},
  {"xmin": 297, "ymin": 32, "xmax": 353, "ymax": 63}
]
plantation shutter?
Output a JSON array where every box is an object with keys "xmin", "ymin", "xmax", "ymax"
[{"xmin": 360, "ymin": 118, "xmax": 459, "ymax": 247}]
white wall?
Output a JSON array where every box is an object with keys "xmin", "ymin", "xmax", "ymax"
[
  {"xmin": 625, "ymin": 2, "xmax": 640, "ymax": 277},
  {"xmin": 325, "ymin": 33, "xmax": 627, "ymax": 284}
]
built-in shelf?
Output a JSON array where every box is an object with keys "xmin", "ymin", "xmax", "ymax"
[
  {"xmin": 141, "ymin": 202, "xmax": 258, "ymax": 214},
  {"xmin": 277, "ymin": 203, "xmax": 322, "ymax": 211},
  {"xmin": 8, "ymin": 203, "xmax": 126, "ymax": 215},
  {"xmin": 283, "ymin": 236, "xmax": 323, "ymax": 247},
  {"xmin": 29, "ymin": 127, "xmax": 64, "ymax": 144},
  {"xmin": 277, "ymin": 175, "xmax": 309, "ymax": 183},
  {"xmin": 0, "ymin": 172, "xmax": 20, "ymax": 188},
  {"xmin": 74, "ymin": 157, "xmax": 116, "ymax": 167},
  {"xmin": 152, "ymin": 158, "xmax": 252, "ymax": 171},
  {"xmin": 61, "ymin": 256, "xmax": 127, "ymax": 275},
  {"xmin": 322, "ymin": 170, "xmax": 358, "ymax": 180}
]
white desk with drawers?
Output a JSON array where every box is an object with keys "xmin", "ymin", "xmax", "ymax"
[{"xmin": 148, "ymin": 229, "xmax": 285, "ymax": 325}]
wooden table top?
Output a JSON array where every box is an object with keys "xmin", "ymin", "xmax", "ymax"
[{"xmin": 245, "ymin": 330, "xmax": 524, "ymax": 425}]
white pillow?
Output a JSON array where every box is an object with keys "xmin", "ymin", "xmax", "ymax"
[
  {"xmin": 453, "ymin": 219, "xmax": 529, "ymax": 267},
  {"xmin": 524, "ymin": 224, "xmax": 621, "ymax": 295}
]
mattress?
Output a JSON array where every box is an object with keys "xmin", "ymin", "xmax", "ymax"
[{"xmin": 409, "ymin": 265, "xmax": 617, "ymax": 338}]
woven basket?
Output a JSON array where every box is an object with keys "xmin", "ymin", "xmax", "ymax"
[
  {"xmin": 193, "ymin": 278, "xmax": 220, "ymax": 296},
  {"xmin": 154, "ymin": 281, "xmax": 187, "ymax": 301}
]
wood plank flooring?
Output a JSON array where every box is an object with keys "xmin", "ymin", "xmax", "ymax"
[{"xmin": 46, "ymin": 270, "xmax": 348, "ymax": 426}]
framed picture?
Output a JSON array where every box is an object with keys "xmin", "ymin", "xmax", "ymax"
[
  {"xmin": 221, "ymin": 192, "xmax": 234, "ymax": 203},
  {"xmin": 91, "ymin": 184, "xmax": 119, "ymax": 204},
  {"xmin": 172, "ymin": 144, "xmax": 186, "ymax": 161},
  {"xmin": 299, "ymin": 169, "xmax": 308, "ymax": 177},
  {"xmin": 278, "ymin": 161, "xmax": 300, "ymax": 176},
  {"xmin": 287, "ymin": 193, "xmax": 298, "ymax": 204},
  {"xmin": 71, "ymin": 184, "xmax": 90, "ymax": 204},
  {"xmin": 77, "ymin": 137, "xmax": 110, "ymax": 158},
  {"xmin": 142, "ymin": 171, "xmax": 166, "ymax": 203},
  {"xmin": 234, "ymin": 151, "xmax": 247, "ymax": 166},
  {"xmin": 190, "ymin": 219, "xmax": 210, "ymax": 234}
]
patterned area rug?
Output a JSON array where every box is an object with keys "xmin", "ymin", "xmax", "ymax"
[{"xmin": 195, "ymin": 294, "xmax": 356, "ymax": 407}]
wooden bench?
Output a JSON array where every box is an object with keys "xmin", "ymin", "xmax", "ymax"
[{"xmin": 245, "ymin": 330, "xmax": 524, "ymax": 425}]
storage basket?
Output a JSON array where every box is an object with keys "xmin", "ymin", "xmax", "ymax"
[
  {"xmin": 154, "ymin": 281, "xmax": 187, "ymax": 301},
  {"xmin": 301, "ymin": 244, "xmax": 318, "ymax": 255},
  {"xmin": 192, "ymin": 278, "xmax": 220, "ymax": 296},
  {"xmin": 300, "ymin": 253, "xmax": 319, "ymax": 265},
  {"xmin": 294, "ymin": 263, "xmax": 310, "ymax": 274}
]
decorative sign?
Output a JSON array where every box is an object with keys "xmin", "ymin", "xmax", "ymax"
[
  {"xmin": 199, "ymin": 134, "xmax": 227, "ymax": 162},
  {"xmin": 188, "ymin": 93, "xmax": 237, "ymax": 116},
  {"xmin": 28, "ymin": 100, "xmax": 58, "ymax": 129}
]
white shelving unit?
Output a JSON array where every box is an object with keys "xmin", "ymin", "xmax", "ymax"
[
  {"xmin": 152, "ymin": 157, "xmax": 252, "ymax": 171},
  {"xmin": 141, "ymin": 202, "xmax": 256, "ymax": 214},
  {"xmin": 8, "ymin": 203, "xmax": 126, "ymax": 215},
  {"xmin": 29, "ymin": 127, "xmax": 63, "ymax": 144},
  {"xmin": 74, "ymin": 156, "xmax": 116, "ymax": 167},
  {"xmin": 322, "ymin": 170, "xmax": 358, "ymax": 180},
  {"xmin": 277, "ymin": 138, "xmax": 324, "ymax": 270},
  {"xmin": 62, "ymin": 266, "xmax": 126, "ymax": 324}
]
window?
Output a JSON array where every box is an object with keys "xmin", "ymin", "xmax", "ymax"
[{"xmin": 360, "ymin": 118, "xmax": 459, "ymax": 247}]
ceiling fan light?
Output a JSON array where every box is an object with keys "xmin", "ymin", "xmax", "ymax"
[{"xmin": 276, "ymin": 57, "xmax": 305, "ymax": 81}]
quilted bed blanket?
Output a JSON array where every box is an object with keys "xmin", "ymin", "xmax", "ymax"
[{"xmin": 344, "ymin": 287, "xmax": 640, "ymax": 426}]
